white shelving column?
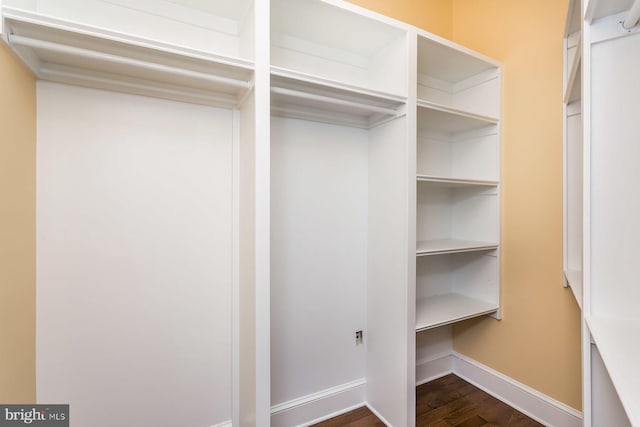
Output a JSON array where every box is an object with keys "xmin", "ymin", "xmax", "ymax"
[
  {"xmin": 268, "ymin": 1, "xmax": 413, "ymax": 426},
  {"xmin": 581, "ymin": 0, "xmax": 640, "ymax": 425},
  {"xmin": 415, "ymin": 33, "xmax": 502, "ymax": 332},
  {"xmin": 0, "ymin": 2, "xmax": 261, "ymax": 426}
]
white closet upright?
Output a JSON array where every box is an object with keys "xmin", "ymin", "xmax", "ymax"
[
  {"xmin": 569, "ymin": 0, "xmax": 640, "ymax": 425},
  {"xmin": 0, "ymin": 1, "xmax": 502, "ymax": 425}
]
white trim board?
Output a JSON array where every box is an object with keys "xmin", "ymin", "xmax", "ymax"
[
  {"xmin": 416, "ymin": 353, "xmax": 582, "ymax": 427},
  {"xmin": 210, "ymin": 422, "xmax": 232, "ymax": 427},
  {"xmin": 270, "ymin": 378, "xmax": 366, "ymax": 427}
]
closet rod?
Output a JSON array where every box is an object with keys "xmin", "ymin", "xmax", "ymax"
[
  {"xmin": 271, "ymin": 86, "xmax": 398, "ymax": 116},
  {"xmin": 8, "ymin": 34, "xmax": 251, "ymax": 89},
  {"xmin": 623, "ymin": 0, "xmax": 640, "ymax": 29}
]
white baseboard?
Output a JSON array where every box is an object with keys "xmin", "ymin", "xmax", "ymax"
[
  {"xmin": 453, "ymin": 352, "xmax": 582, "ymax": 427},
  {"xmin": 210, "ymin": 421, "xmax": 232, "ymax": 427},
  {"xmin": 416, "ymin": 354, "xmax": 454, "ymax": 386},
  {"xmin": 270, "ymin": 378, "xmax": 366, "ymax": 427}
]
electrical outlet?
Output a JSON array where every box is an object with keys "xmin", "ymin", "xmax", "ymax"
[{"xmin": 355, "ymin": 330, "xmax": 363, "ymax": 345}]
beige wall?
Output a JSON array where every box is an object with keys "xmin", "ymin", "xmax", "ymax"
[
  {"xmin": 0, "ymin": 42, "xmax": 36, "ymax": 402},
  {"xmin": 347, "ymin": 0, "xmax": 452, "ymax": 38},
  {"xmin": 450, "ymin": 0, "xmax": 582, "ymax": 410}
]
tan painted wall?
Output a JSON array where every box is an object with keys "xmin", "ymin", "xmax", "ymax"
[
  {"xmin": 451, "ymin": 0, "xmax": 582, "ymax": 410},
  {"xmin": 346, "ymin": 0, "xmax": 452, "ymax": 38},
  {"xmin": 0, "ymin": 42, "xmax": 36, "ymax": 403}
]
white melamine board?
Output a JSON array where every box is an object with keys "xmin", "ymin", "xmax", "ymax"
[
  {"xmin": 366, "ymin": 116, "xmax": 410, "ymax": 427},
  {"xmin": 237, "ymin": 94, "xmax": 257, "ymax": 427},
  {"xmin": 417, "ymin": 176, "xmax": 498, "ymax": 187},
  {"xmin": 566, "ymin": 0, "xmax": 582, "ymax": 36},
  {"xmin": 565, "ymin": 269, "xmax": 583, "ymax": 308},
  {"xmin": 417, "ymin": 35, "xmax": 500, "ymax": 119},
  {"xmin": 416, "ymin": 251, "xmax": 498, "ymax": 310},
  {"xmin": 417, "ymin": 127, "xmax": 499, "ymax": 182},
  {"xmin": 417, "ymin": 102, "xmax": 498, "ymax": 134},
  {"xmin": 270, "ymin": 72, "xmax": 405, "ymax": 129},
  {"xmin": 566, "ymin": 112, "xmax": 583, "ymax": 278},
  {"xmin": 5, "ymin": 0, "xmax": 255, "ymax": 59},
  {"xmin": 587, "ymin": 0, "xmax": 635, "ymax": 22},
  {"xmin": 416, "ymin": 326, "xmax": 453, "ymax": 367},
  {"xmin": 416, "ymin": 293, "xmax": 498, "ymax": 331},
  {"xmin": 270, "ymin": 0, "xmax": 407, "ymax": 96},
  {"xmin": 417, "ymin": 35, "xmax": 497, "ymax": 83},
  {"xmin": 3, "ymin": 13, "xmax": 254, "ymax": 107},
  {"xmin": 36, "ymin": 82, "xmax": 233, "ymax": 426},
  {"xmin": 590, "ymin": 33, "xmax": 640, "ymax": 319},
  {"xmin": 270, "ymin": 117, "xmax": 367, "ymax": 406},
  {"xmin": 589, "ymin": 326, "xmax": 636, "ymax": 426},
  {"xmin": 416, "ymin": 239, "xmax": 498, "ymax": 256},
  {"xmin": 565, "ymin": 46, "xmax": 582, "ymax": 104},
  {"xmin": 417, "ymin": 183, "xmax": 499, "ymax": 244}
]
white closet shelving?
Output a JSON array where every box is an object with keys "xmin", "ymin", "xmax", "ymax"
[
  {"xmin": 563, "ymin": 0, "xmax": 584, "ymax": 308},
  {"xmin": 415, "ymin": 32, "xmax": 501, "ymax": 331},
  {"xmin": 573, "ymin": 0, "xmax": 640, "ymax": 425},
  {"xmin": 1, "ymin": 1, "xmax": 502, "ymax": 426}
]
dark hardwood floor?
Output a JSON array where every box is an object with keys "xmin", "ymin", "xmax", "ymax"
[{"xmin": 312, "ymin": 374, "xmax": 544, "ymax": 427}]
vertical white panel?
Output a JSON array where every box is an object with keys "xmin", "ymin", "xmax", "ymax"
[
  {"xmin": 270, "ymin": 117, "xmax": 368, "ymax": 405},
  {"xmin": 591, "ymin": 345, "xmax": 632, "ymax": 427},
  {"xmin": 236, "ymin": 93, "xmax": 257, "ymax": 427},
  {"xmin": 590, "ymin": 33, "xmax": 640, "ymax": 319},
  {"xmin": 36, "ymin": 82, "xmax": 232, "ymax": 427},
  {"xmin": 253, "ymin": 0, "xmax": 271, "ymax": 422},
  {"xmin": 366, "ymin": 116, "xmax": 409, "ymax": 426}
]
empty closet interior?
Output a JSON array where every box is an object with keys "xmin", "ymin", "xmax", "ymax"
[{"xmin": 0, "ymin": 0, "xmax": 502, "ymax": 426}]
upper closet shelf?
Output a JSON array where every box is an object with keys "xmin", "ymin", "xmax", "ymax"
[
  {"xmin": 418, "ymin": 101, "xmax": 498, "ymax": 134},
  {"xmin": 271, "ymin": 0, "xmax": 408, "ymax": 97},
  {"xmin": 586, "ymin": 0, "xmax": 636, "ymax": 22},
  {"xmin": 2, "ymin": 9, "xmax": 255, "ymax": 108},
  {"xmin": 417, "ymin": 239, "xmax": 498, "ymax": 256},
  {"xmin": 271, "ymin": 72, "xmax": 406, "ymax": 128},
  {"xmin": 586, "ymin": 315, "xmax": 640, "ymax": 425}
]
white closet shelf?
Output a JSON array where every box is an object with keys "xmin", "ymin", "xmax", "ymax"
[
  {"xmin": 564, "ymin": 38, "xmax": 582, "ymax": 104},
  {"xmin": 417, "ymin": 239, "xmax": 498, "ymax": 256},
  {"xmin": 565, "ymin": 0, "xmax": 582, "ymax": 36},
  {"xmin": 564, "ymin": 268, "xmax": 583, "ymax": 308},
  {"xmin": 416, "ymin": 293, "xmax": 498, "ymax": 331},
  {"xmin": 2, "ymin": 9, "xmax": 255, "ymax": 108},
  {"xmin": 417, "ymin": 175, "xmax": 499, "ymax": 187},
  {"xmin": 417, "ymin": 34, "xmax": 499, "ymax": 84},
  {"xmin": 586, "ymin": 315, "xmax": 640, "ymax": 425},
  {"xmin": 417, "ymin": 100, "xmax": 498, "ymax": 134},
  {"xmin": 586, "ymin": 0, "xmax": 636, "ymax": 22},
  {"xmin": 271, "ymin": 70, "xmax": 406, "ymax": 128}
]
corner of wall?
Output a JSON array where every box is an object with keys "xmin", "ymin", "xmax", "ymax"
[{"xmin": 449, "ymin": 0, "xmax": 582, "ymax": 411}]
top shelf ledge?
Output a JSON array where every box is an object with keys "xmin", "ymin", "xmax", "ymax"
[{"xmin": 2, "ymin": 9, "xmax": 255, "ymax": 108}]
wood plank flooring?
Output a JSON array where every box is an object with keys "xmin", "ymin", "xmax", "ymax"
[{"xmin": 312, "ymin": 374, "xmax": 544, "ymax": 427}]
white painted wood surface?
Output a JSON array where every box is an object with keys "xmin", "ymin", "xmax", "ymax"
[
  {"xmin": 270, "ymin": 117, "xmax": 368, "ymax": 407},
  {"xmin": 416, "ymin": 294, "xmax": 497, "ymax": 331},
  {"xmin": 36, "ymin": 82, "xmax": 233, "ymax": 426}
]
